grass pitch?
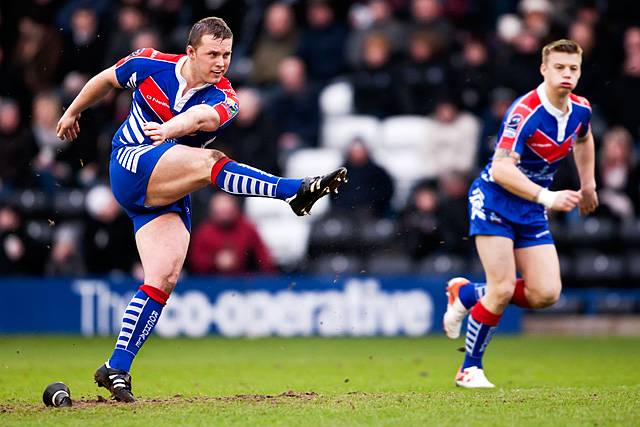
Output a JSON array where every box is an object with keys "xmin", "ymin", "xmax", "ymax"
[{"xmin": 0, "ymin": 336, "xmax": 638, "ymax": 426}]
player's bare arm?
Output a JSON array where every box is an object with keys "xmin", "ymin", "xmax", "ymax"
[
  {"xmin": 142, "ymin": 105, "xmax": 221, "ymax": 145},
  {"xmin": 56, "ymin": 66, "xmax": 121, "ymax": 142},
  {"xmin": 573, "ymin": 130, "xmax": 599, "ymax": 215},
  {"xmin": 491, "ymin": 148, "xmax": 582, "ymax": 212}
]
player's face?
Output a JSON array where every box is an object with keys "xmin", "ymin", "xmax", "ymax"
[
  {"xmin": 541, "ymin": 52, "xmax": 582, "ymax": 94},
  {"xmin": 190, "ymin": 35, "xmax": 232, "ymax": 84}
]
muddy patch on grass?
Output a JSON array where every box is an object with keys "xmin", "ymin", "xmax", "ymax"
[{"xmin": 0, "ymin": 391, "xmax": 321, "ymax": 412}]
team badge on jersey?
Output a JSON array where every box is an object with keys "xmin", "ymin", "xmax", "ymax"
[
  {"xmin": 504, "ymin": 113, "xmax": 523, "ymax": 139},
  {"xmin": 223, "ymin": 98, "xmax": 239, "ymax": 118}
]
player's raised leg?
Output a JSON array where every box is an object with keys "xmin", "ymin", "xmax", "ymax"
[
  {"xmin": 95, "ymin": 213, "xmax": 189, "ymax": 402},
  {"xmin": 515, "ymin": 244, "xmax": 562, "ymax": 309},
  {"xmin": 144, "ymin": 144, "xmax": 347, "ymax": 216},
  {"xmin": 455, "ymin": 235, "xmax": 516, "ymax": 388}
]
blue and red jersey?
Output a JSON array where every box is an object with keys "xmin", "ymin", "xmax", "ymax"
[
  {"xmin": 112, "ymin": 48, "xmax": 239, "ymax": 150},
  {"xmin": 480, "ymin": 83, "xmax": 592, "ymax": 191}
]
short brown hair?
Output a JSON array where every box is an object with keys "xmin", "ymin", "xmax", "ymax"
[
  {"xmin": 187, "ymin": 17, "xmax": 233, "ymax": 48},
  {"xmin": 541, "ymin": 39, "xmax": 583, "ymax": 63}
]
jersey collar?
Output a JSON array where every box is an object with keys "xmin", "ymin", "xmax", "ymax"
[
  {"xmin": 174, "ymin": 56, "xmax": 211, "ymax": 112},
  {"xmin": 536, "ymin": 83, "xmax": 572, "ymax": 118}
]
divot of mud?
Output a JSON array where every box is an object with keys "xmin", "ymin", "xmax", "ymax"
[{"xmin": 0, "ymin": 391, "xmax": 320, "ymax": 412}]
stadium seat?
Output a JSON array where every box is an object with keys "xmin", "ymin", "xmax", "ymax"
[
  {"xmin": 320, "ymin": 115, "xmax": 381, "ymax": 152},
  {"xmin": 372, "ymin": 147, "xmax": 435, "ymax": 209},
  {"xmin": 567, "ymin": 217, "xmax": 616, "ymax": 244},
  {"xmin": 380, "ymin": 116, "xmax": 430, "ymax": 151},
  {"xmin": 25, "ymin": 220, "xmax": 54, "ymax": 244},
  {"xmin": 284, "ymin": 148, "xmax": 344, "ymax": 179},
  {"xmin": 309, "ymin": 214, "xmax": 358, "ymax": 251},
  {"xmin": 417, "ymin": 254, "xmax": 467, "ymax": 276},
  {"xmin": 244, "ymin": 196, "xmax": 329, "ymax": 222},
  {"xmin": 538, "ymin": 294, "xmax": 584, "ymax": 314},
  {"xmin": 624, "ymin": 252, "xmax": 640, "ymax": 278},
  {"xmin": 12, "ymin": 189, "xmax": 48, "ymax": 214},
  {"xmin": 319, "ymin": 80, "xmax": 353, "ymax": 116},
  {"xmin": 619, "ymin": 219, "xmax": 640, "ymax": 245},
  {"xmin": 357, "ymin": 218, "xmax": 396, "ymax": 248},
  {"xmin": 310, "ymin": 253, "xmax": 364, "ymax": 275},
  {"xmin": 558, "ymin": 254, "xmax": 574, "ymax": 279},
  {"xmin": 365, "ymin": 251, "xmax": 413, "ymax": 275},
  {"xmin": 254, "ymin": 218, "xmax": 311, "ymax": 268},
  {"xmin": 593, "ymin": 292, "xmax": 636, "ymax": 314},
  {"xmin": 574, "ymin": 252, "xmax": 625, "ymax": 280},
  {"xmin": 53, "ymin": 189, "xmax": 86, "ymax": 217},
  {"xmin": 422, "ymin": 113, "xmax": 480, "ymax": 174}
]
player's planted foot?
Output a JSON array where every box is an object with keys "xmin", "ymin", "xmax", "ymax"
[
  {"xmin": 455, "ymin": 366, "xmax": 495, "ymax": 388},
  {"xmin": 287, "ymin": 167, "xmax": 348, "ymax": 216},
  {"xmin": 443, "ymin": 277, "xmax": 471, "ymax": 339},
  {"xmin": 94, "ymin": 364, "xmax": 135, "ymax": 403}
]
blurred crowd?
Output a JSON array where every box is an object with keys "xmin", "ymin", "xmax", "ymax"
[{"xmin": 1, "ymin": 0, "xmax": 640, "ymax": 282}]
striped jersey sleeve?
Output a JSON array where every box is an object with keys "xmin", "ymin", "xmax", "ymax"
[
  {"xmin": 570, "ymin": 94, "xmax": 592, "ymax": 138},
  {"xmin": 206, "ymin": 77, "xmax": 239, "ymax": 129},
  {"xmin": 114, "ymin": 48, "xmax": 182, "ymax": 89},
  {"xmin": 496, "ymin": 92, "xmax": 541, "ymax": 155}
]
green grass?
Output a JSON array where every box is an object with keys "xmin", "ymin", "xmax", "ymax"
[{"xmin": 0, "ymin": 336, "xmax": 639, "ymax": 426}]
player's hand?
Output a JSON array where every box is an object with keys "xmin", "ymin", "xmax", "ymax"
[
  {"xmin": 550, "ymin": 190, "xmax": 582, "ymax": 212},
  {"xmin": 56, "ymin": 111, "xmax": 81, "ymax": 142},
  {"xmin": 142, "ymin": 122, "xmax": 168, "ymax": 145},
  {"xmin": 578, "ymin": 186, "xmax": 598, "ymax": 215}
]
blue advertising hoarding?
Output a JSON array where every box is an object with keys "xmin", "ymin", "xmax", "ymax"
[{"xmin": 0, "ymin": 276, "xmax": 522, "ymax": 336}]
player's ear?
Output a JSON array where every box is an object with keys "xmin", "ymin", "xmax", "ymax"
[
  {"xmin": 186, "ymin": 45, "xmax": 196, "ymax": 59},
  {"xmin": 540, "ymin": 62, "xmax": 546, "ymax": 77}
]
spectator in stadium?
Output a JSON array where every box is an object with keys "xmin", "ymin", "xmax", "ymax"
[
  {"xmin": 424, "ymin": 96, "xmax": 481, "ymax": 175},
  {"xmin": 0, "ymin": 204, "xmax": 45, "ymax": 275},
  {"xmin": 346, "ymin": 0, "xmax": 406, "ymax": 69},
  {"xmin": 437, "ymin": 171, "xmax": 472, "ymax": 254},
  {"xmin": 82, "ymin": 185, "xmax": 138, "ymax": 275},
  {"xmin": 45, "ymin": 224, "xmax": 86, "ymax": 276},
  {"xmin": 249, "ymin": 2, "xmax": 298, "ymax": 86},
  {"xmin": 408, "ymin": 0, "xmax": 454, "ymax": 53},
  {"xmin": 567, "ymin": 19, "xmax": 608, "ymax": 106},
  {"xmin": 31, "ymin": 92, "xmax": 72, "ymax": 193},
  {"xmin": 0, "ymin": 98, "xmax": 38, "ymax": 191},
  {"xmin": 518, "ymin": 0, "xmax": 558, "ymax": 41},
  {"xmin": 331, "ymin": 137, "xmax": 394, "ymax": 218},
  {"xmin": 452, "ymin": 37, "xmax": 494, "ymax": 115},
  {"xmin": 397, "ymin": 30, "xmax": 451, "ymax": 116},
  {"xmin": 130, "ymin": 28, "xmax": 163, "ymax": 52},
  {"xmin": 188, "ymin": 192, "xmax": 276, "ymax": 275},
  {"xmin": 399, "ymin": 181, "xmax": 443, "ymax": 260},
  {"xmin": 12, "ymin": 16, "xmax": 62, "ymax": 96},
  {"xmin": 497, "ymin": 29, "xmax": 543, "ymax": 94},
  {"xmin": 214, "ymin": 87, "xmax": 280, "ymax": 175},
  {"xmin": 269, "ymin": 56, "xmax": 320, "ymax": 150},
  {"xmin": 608, "ymin": 26, "xmax": 640, "ymax": 138},
  {"xmin": 595, "ymin": 126, "xmax": 639, "ymax": 223},
  {"xmin": 351, "ymin": 32, "xmax": 399, "ymax": 118},
  {"xmin": 476, "ymin": 87, "xmax": 517, "ymax": 167},
  {"xmin": 297, "ymin": 0, "xmax": 348, "ymax": 85},
  {"xmin": 60, "ymin": 7, "xmax": 105, "ymax": 77},
  {"xmin": 104, "ymin": 6, "xmax": 147, "ymax": 67},
  {"xmin": 59, "ymin": 72, "xmax": 102, "ymax": 185}
]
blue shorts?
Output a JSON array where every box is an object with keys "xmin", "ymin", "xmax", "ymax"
[
  {"xmin": 109, "ymin": 142, "xmax": 192, "ymax": 234},
  {"xmin": 468, "ymin": 178, "xmax": 553, "ymax": 249}
]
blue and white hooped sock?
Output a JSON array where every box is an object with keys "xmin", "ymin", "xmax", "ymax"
[
  {"xmin": 108, "ymin": 285, "xmax": 169, "ymax": 373},
  {"xmin": 211, "ymin": 157, "xmax": 302, "ymax": 200},
  {"xmin": 458, "ymin": 282, "xmax": 487, "ymax": 310},
  {"xmin": 462, "ymin": 302, "xmax": 501, "ymax": 370}
]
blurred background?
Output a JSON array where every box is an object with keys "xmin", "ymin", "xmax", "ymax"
[{"xmin": 1, "ymin": 0, "xmax": 640, "ymax": 337}]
